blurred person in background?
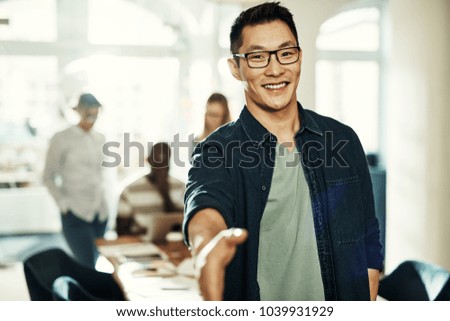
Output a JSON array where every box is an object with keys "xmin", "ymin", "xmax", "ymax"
[
  {"xmin": 116, "ymin": 142, "xmax": 184, "ymax": 236},
  {"xmin": 194, "ymin": 93, "xmax": 231, "ymax": 143},
  {"xmin": 43, "ymin": 93, "xmax": 108, "ymax": 268}
]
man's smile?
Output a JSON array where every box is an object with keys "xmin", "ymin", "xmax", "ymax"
[{"xmin": 263, "ymin": 81, "xmax": 289, "ymax": 90}]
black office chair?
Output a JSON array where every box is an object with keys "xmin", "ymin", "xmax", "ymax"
[
  {"xmin": 378, "ymin": 260, "xmax": 450, "ymax": 301},
  {"xmin": 23, "ymin": 248, "xmax": 124, "ymax": 301},
  {"xmin": 52, "ymin": 276, "xmax": 103, "ymax": 301}
]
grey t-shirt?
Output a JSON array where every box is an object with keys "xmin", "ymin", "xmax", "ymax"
[{"xmin": 257, "ymin": 145, "xmax": 325, "ymax": 300}]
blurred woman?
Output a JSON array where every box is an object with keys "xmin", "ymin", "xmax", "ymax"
[{"xmin": 195, "ymin": 93, "xmax": 231, "ymax": 142}]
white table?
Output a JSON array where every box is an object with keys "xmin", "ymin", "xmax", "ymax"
[{"xmin": 97, "ymin": 237, "xmax": 202, "ymax": 301}]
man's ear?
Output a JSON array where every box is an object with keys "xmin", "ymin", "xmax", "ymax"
[{"xmin": 227, "ymin": 58, "xmax": 242, "ymax": 81}]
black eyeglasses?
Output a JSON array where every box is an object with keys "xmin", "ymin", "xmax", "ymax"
[{"xmin": 232, "ymin": 46, "xmax": 301, "ymax": 69}]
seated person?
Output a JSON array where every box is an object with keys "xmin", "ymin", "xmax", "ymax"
[{"xmin": 116, "ymin": 142, "xmax": 184, "ymax": 236}]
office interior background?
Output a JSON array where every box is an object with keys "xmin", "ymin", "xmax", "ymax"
[{"xmin": 0, "ymin": 0, "xmax": 448, "ymax": 299}]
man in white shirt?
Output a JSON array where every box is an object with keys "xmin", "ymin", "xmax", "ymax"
[{"xmin": 43, "ymin": 93, "xmax": 108, "ymax": 268}]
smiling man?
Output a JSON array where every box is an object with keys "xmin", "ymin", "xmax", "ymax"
[{"xmin": 183, "ymin": 2, "xmax": 383, "ymax": 301}]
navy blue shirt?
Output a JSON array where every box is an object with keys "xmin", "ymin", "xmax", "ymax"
[{"xmin": 183, "ymin": 103, "xmax": 384, "ymax": 300}]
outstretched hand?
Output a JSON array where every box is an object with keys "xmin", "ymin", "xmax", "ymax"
[{"xmin": 194, "ymin": 228, "xmax": 248, "ymax": 301}]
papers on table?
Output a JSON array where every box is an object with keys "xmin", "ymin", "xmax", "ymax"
[
  {"xmin": 98, "ymin": 242, "xmax": 162, "ymax": 258},
  {"xmin": 125, "ymin": 276, "xmax": 201, "ymax": 301},
  {"xmin": 115, "ymin": 260, "xmax": 201, "ymax": 301},
  {"xmin": 176, "ymin": 257, "xmax": 195, "ymax": 278},
  {"xmin": 100, "ymin": 241, "xmax": 200, "ymax": 300}
]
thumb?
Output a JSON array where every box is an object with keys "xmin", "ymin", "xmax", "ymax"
[{"xmin": 222, "ymin": 228, "xmax": 248, "ymax": 245}]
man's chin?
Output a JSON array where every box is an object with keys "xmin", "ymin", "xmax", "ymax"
[
  {"xmin": 261, "ymin": 92, "xmax": 296, "ymax": 109},
  {"xmin": 262, "ymin": 99, "xmax": 294, "ymax": 112}
]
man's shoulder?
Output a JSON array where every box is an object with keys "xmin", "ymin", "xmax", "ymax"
[
  {"xmin": 304, "ymin": 108, "xmax": 356, "ymax": 137},
  {"xmin": 120, "ymin": 173, "xmax": 151, "ymax": 193},
  {"xmin": 91, "ymin": 129, "xmax": 106, "ymax": 140},
  {"xmin": 304, "ymin": 109, "xmax": 349, "ymax": 129},
  {"xmin": 50, "ymin": 126, "xmax": 105, "ymax": 145},
  {"xmin": 49, "ymin": 126, "xmax": 75, "ymax": 143},
  {"xmin": 82, "ymin": 128, "xmax": 106, "ymax": 143},
  {"xmin": 203, "ymin": 120, "xmax": 242, "ymax": 145},
  {"xmin": 54, "ymin": 125, "xmax": 74, "ymax": 135}
]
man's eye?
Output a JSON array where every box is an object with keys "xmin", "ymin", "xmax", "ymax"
[{"xmin": 249, "ymin": 54, "xmax": 266, "ymax": 60}]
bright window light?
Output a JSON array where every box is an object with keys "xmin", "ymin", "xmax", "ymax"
[
  {"xmin": 88, "ymin": 0, "xmax": 178, "ymax": 46},
  {"xmin": 63, "ymin": 55, "xmax": 180, "ymax": 140},
  {"xmin": 316, "ymin": 6, "xmax": 382, "ymax": 154},
  {"xmin": 0, "ymin": 0, "xmax": 57, "ymax": 42},
  {"xmin": 0, "ymin": 56, "xmax": 58, "ymax": 131},
  {"xmin": 316, "ymin": 60, "xmax": 379, "ymax": 153},
  {"xmin": 317, "ymin": 7, "xmax": 380, "ymax": 51}
]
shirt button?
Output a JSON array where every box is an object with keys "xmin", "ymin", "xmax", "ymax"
[{"xmin": 262, "ymin": 186, "xmax": 266, "ymax": 191}]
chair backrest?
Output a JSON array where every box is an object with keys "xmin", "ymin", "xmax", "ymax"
[
  {"xmin": 52, "ymin": 276, "xmax": 102, "ymax": 301},
  {"xmin": 23, "ymin": 248, "xmax": 70, "ymax": 300},
  {"xmin": 23, "ymin": 248, "xmax": 125, "ymax": 301},
  {"xmin": 379, "ymin": 260, "xmax": 450, "ymax": 301}
]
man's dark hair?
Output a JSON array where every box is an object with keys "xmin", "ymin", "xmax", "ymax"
[
  {"xmin": 229, "ymin": 2, "xmax": 299, "ymax": 54},
  {"xmin": 148, "ymin": 142, "xmax": 171, "ymax": 168}
]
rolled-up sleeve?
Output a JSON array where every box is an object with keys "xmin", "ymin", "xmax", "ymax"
[{"xmin": 183, "ymin": 140, "xmax": 236, "ymax": 246}]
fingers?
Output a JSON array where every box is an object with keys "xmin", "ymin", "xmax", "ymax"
[
  {"xmin": 197, "ymin": 228, "xmax": 248, "ymax": 266},
  {"xmin": 221, "ymin": 228, "xmax": 248, "ymax": 246},
  {"xmin": 197, "ymin": 228, "xmax": 248, "ymax": 301}
]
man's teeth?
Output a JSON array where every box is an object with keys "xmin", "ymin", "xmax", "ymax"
[{"xmin": 264, "ymin": 82, "xmax": 286, "ymax": 89}]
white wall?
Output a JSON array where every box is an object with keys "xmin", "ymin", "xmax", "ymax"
[{"xmin": 386, "ymin": 0, "xmax": 450, "ymax": 272}]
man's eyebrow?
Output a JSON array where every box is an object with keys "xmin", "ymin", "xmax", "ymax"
[
  {"xmin": 278, "ymin": 41, "xmax": 297, "ymax": 48},
  {"xmin": 245, "ymin": 41, "xmax": 297, "ymax": 52},
  {"xmin": 246, "ymin": 45, "xmax": 266, "ymax": 52}
]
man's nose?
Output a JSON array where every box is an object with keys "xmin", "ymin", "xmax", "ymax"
[{"xmin": 265, "ymin": 53, "xmax": 284, "ymax": 76}]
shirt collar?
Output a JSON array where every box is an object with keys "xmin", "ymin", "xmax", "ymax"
[
  {"xmin": 240, "ymin": 102, "xmax": 323, "ymax": 143},
  {"xmin": 298, "ymin": 103, "xmax": 323, "ymax": 137}
]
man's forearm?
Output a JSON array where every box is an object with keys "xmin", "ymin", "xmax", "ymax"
[{"xmin": 187, "ymin": 208, "xmax": 247, "ymax": 301}]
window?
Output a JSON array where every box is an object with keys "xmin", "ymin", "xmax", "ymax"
[
  {"xmin": 316, "ymin": 3, "xmax": 384, "ymax": 156},
  {"xmin": 0, "ymin": 0, "xmax": 57, "ymax": 42},
  {"xmin": 0, "ymin": 0, "xmax": 246, "ymax": 184},
  {"xmin": 0, "ymin": 56, "xmax": 57, "ymax": 184},
  {"xmin": 88, "ymin": 0, "xmax": 178, "ymax": 46},
  {"xmin": 62, "ymin": 54, "xmax": 179, "ymax": 138},
  {"xmin": 0, "ymin": 56, "xmax": 58, "ymax": 134},
  {"xmin": 316, "ymin": 7, "xmax": 380, "ymax": 51}
]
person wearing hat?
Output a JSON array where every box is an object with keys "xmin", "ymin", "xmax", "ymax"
[{"xmin": 43, "ymin": 93, "xmax": 109, "ymax": 268}]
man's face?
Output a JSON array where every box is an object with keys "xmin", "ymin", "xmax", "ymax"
[
  {"xmin": 205, "ymin": 101, "xmax": 227, "ymax": 132},
  {"xmin": 77, "ymin": 107, "xmax": 99, "ymax": 124},
  {"xmin": 228, "ymin": 20, "xmax": 302, "ymax": 114},
  {"xmin": 148, "ymin": 147, "xmax": 170, "ymax": 170}
]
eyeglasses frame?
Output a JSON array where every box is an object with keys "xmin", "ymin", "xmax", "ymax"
[{"xmin": 232, "ymin": 46, "xmax": 301, "ymax": 69}]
